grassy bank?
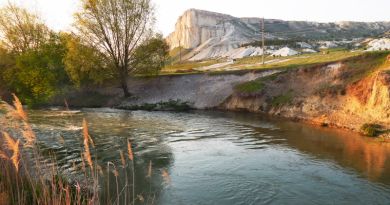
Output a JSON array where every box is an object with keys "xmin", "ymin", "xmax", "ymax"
[
  {"xmin": 234, "ymin": 51, "xmax": 390, "ymax": 96},
  {"xmin": 160, "ymin": 49, "xmax": 363, "ymax": 76}
]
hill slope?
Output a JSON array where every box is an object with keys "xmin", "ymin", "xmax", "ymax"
[{"xmin": 166, "ymin": 9, "xmax": 390, "ymax": 61}]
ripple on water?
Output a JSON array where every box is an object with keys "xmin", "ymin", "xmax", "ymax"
[{"xmin": 26, "ymin": 109, "xmax": 390, "ymax": 205}]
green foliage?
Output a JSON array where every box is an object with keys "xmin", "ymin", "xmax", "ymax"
[
  {"xmin": 235, "ymin": 80, "xmax": 265, "ymax": 94},
  {"xmin": 132, "ymin": 35, "xmax": 170, "ymax": 75},
  {"xmin": 271, "ymin": 91, "xmax": 294, "ymax": 107},
  {"xmin": 63, "ymin": 34, "xmax": 112, "ymax": 86},
  {"xmin": 360, "ymin": 123, "xmax": 382, "ymax": 137},
  {"xmin": 234, "ymin": 73, "xmax": 284, "ymax": 94},
  {"xmin": 0, "ymin": 46, "xmax": 15, "ymax": 89},
  {"xmin": 9, "ymin": 34, "xmax": 70, "ymax": 107}
]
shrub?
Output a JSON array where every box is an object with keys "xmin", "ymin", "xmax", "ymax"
[{"xmin": 360, "ymin": 123, "xmax": 382, "ymax": 137}]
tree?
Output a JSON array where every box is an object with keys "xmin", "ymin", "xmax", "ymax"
[
  {"xmin": 10, "ymin": 34, "xmax": 69, "ymax": 106},
  {"xmin": 0, "ymin": 3, "xmax": 50, "ymax": 53},
  {"xmin": 0, "ymin": 44, "xmax": 14, "ymax": 97},
  {"xmin": 63, "ymin": 34, "xmax": 112, "ymax": 87},
  {"xmin": 75, "ymin": 0, "xmax": 155, "ymax": 97},
  {"xmin": 131, "ymin": 34, "xmax": 169, "ymax": 75}
]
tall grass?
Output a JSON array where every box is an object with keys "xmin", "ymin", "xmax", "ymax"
[{"xmin": 0, "ymin": 94, "xmax": 168, "ymax": 204}]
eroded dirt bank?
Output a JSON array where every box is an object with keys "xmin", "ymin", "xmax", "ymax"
[{"xmin": 221, "ymin": 53, "xmax": 390, "ymax": 132}]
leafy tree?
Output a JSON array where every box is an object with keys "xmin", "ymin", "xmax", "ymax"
[
  {"xmin": 0, "ymin": 3, "xmax": 50, "ymax": 53},
  {"xmin": 75, "ymin": 0, "xmax": 155, "ymax": 97},
  {"xmin": 0, "ymin": 45, "xmax": 14, "ymax": 96},
  {"xmin": 131, "ymin": 34, "xmax": 169, "ymax": 75},
  {"xmin": 63, "ymin": 34, "xmax": 112, "ymax": 87},
  {"xmin": 0, "ymin": 4, "xmax": 71, "ymax": 106},
  {"xmin": 10, "ymin": 34, "xmax": 69, "ymax": 106}
]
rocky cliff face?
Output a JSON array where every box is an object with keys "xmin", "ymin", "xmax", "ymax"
[
  {"xmin": 166, "ymin": 9, "xmax": 260, "ymax": 61},
  {"xmin": 166, "ymin": 9, "xmax": 390, "ymax": 61}
]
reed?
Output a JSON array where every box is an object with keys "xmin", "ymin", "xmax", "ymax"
[
  {"xmin": 82, "ymin": 118, "xmax": 93, "ymax": 171},
  {"xmin": 161, "ymin": 169, "xmax": 171, "ymax": 185},
  {"xmin": 2, "ymin": 132, "xmax": 20, "ymax": 172},
  {"xmin": 147, "ymin": 161, "xmax": 152, "ymax": 178},
  {"xmin": 127, "ymin": 139, "xmax": 135, "ymax": 205},
  {"xmin": 0, "ymin": 96, "xmax": 162, "ymax": 205},
  {"xmin": 11, "ymin": 94, "xmax": 27, "ymax": 121},
  {"xmin": 0, "ymin": 150, "xmax": 8, "ymax": 160}
]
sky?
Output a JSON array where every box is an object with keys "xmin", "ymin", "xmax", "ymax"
[{"xmin": 0, "ymin": 0, "xmax": 390, "ymax": 36}]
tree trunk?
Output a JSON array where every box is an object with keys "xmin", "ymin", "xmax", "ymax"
[{"xmin": 120, "ymin": 77, "xmax": 131, "ymax": 97}]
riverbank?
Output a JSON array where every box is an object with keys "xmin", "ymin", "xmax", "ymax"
[
  {"xmin": 34, "ymin": 52, "xmax": 390, "ymax": 137},
  {"xmin": 221, "ymin": 52, "xmax": 390, "ymax": 136}
]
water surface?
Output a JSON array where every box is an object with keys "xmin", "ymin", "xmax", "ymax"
[{"xmin": 28, "ymin": 109, "xmax": 390, "ymax": 205}]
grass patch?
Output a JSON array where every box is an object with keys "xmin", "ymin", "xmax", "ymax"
[
  {"xmin": 229, "ymin": 49, "xmax": 363, "ymax": 70},
  {"xmin": 271, "ymin": 91, "xmax": 294, "ymax": 107},
  {"xmin": 160, "ymin": 50, "xmax": 364, "ymax": 76},
  {"xmin": 234, "ymin": 72, "xmax": 285, "ymax": 94},
  {"xmin": 341, "ymin": 51, "xmax": 390, "ymax": 83},
  {"xmin": 234, "ymin": 80, "xmax": 265, "ymax": 94},
  {"xmin": 162, "ymin": 59, "xmax": 221, "ymax": 74},
  {"xmin": 360, "ymin": 123, "xmax": 383, "ymax": 137}
]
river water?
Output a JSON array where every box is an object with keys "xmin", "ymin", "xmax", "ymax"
[{"xmin": 28, "ymin": 108, "xmax": 390, "ymax": 205}]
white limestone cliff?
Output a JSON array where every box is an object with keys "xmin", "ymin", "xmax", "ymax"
[{"xmin": 166, "ymin": 9, "xmax": 390, "ymax": 61}]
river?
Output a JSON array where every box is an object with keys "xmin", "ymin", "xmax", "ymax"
[{"xmin": 28, "ymin": 108, "xmax": 390, "ymax": 205}]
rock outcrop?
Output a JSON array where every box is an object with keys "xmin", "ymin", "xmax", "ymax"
[{"xmin": 166, "ymin": 9, "xmax": 390, "ymax": 61}]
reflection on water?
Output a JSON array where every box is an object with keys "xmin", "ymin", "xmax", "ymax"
[{"xmin": 28, "ymin": 109, "xmax": 390, "ymax": 205}]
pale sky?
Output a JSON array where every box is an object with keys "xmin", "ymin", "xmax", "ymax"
[{"xmin": 1, "ymin": 0, "xmax": 390, "ymax": 36}]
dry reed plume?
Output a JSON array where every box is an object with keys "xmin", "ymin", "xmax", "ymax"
[
  {"xmin": 11, "ymin": 94, "xmax": 36, "ymax": 146},
  {"xmin": 127, "ymin": 139, "xmax": 134, "ymax": 161},
  {"xmin": 82, "ymin": 118, "xmax": 93, "ymax": 170},
  {"xmin": 161, "ymin": 169, "xmax": 171, "ymax": 185},
  {"xmin": 82, "ymin": 118, "xmax": 95, "ymax": 147},
  {"xmin": 2, "ymin": 132, "xmax": 20, "ymax": 172},
  {"xmin": 21, "ymin": 122, "xmax": 36, "ymax": 147},
  {"xmin": 11, "ymin": 94, "xmax": 27, "ymax": 121},
  {"xmin": 120, "ymin": 151, "xmax": 126, "ymax": 167}
]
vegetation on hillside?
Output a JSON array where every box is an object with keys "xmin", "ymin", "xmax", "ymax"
[{"xmin": 234, "ymin": 51, "xmax": 390, "ymax": 99}]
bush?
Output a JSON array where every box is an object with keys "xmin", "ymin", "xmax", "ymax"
[{"xmin": 360, "ymin": 123, "xmax": 382, "ymax": 137}]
